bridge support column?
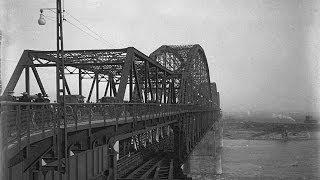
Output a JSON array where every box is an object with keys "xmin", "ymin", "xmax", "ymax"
[
  {"xmin": 105, "ymin": 140, "xmax": 118, "ymax": 180},
  {"xmin": 214, "ymin": 117, "xmax": 223, "ymax": 152},
  {"xmin": 172, "ymin": 118, "xmax": 188, "ymax": 164}
]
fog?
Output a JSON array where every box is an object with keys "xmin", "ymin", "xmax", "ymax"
[{"xmin": 1, "ymin": 0, "xmax": 319, "ymax": 114}]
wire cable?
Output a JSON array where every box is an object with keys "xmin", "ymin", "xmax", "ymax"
[
  {"xmin": 48, "ymin": 8, "xmax": 56, "ymax": 14},
  {"xmin": 1, "ymin": 59, "xmax": 19, "ymax": 62},
  {"xmin": 43, "ymin": 15, "xmax": 56, "ymax": 22},
  {"xmin": 64, "ymin": 19, "xmax": 109, "ymax": 46},
  {"xmin": 42, "ymin": 9, "xmax": 111, "ymax": 46},
  {"xmin": 64, "ymin": 11, "xmax": 112, "ymax": 46}
]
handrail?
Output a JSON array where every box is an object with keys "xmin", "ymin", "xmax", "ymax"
[
  {"xmin": 1, "ymin": 101, "xmax": 59, "ymax": 106},
  {"xmin": 0, "ymin": 101, "xmax": 210, "ymax": 107}
]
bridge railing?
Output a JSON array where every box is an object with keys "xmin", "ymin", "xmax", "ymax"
[
  {"xmin": 1, "ymin": 102, "xmax": 211, "ymax": 148},
  {"xmin": 0, "ymin": 102, "xmax": 59, "ymax": 149},
  {"xmin": 64, "ymin": 103, "xmax": 191, "ymax": 126}
]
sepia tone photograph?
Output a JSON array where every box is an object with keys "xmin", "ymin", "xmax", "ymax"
[{"xmin": 0, "ymin": 0, "xmax": 319, "ymax": 179}]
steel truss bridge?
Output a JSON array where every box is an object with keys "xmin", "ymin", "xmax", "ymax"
[{"xmin": 1, "ymin": 44, "xmax": 221, "ymax": 180}]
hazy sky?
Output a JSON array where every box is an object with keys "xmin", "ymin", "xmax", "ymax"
[{"xmin": 1, "ymin": 0, "xmax": 319, "ymax": 113}]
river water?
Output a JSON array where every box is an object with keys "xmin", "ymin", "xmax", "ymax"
[{"xmin": 183, "ymin": 131, "xmax": 320, "ymax": 179}]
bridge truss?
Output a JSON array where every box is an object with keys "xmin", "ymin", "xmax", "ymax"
[{"xmin": 1, "ymin": 44, "xmax": 221, "ymax": 180}]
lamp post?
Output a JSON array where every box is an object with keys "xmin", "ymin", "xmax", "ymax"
[{"xmin": 38, "ymin": 1, "xmax": 68, "ymax": 179}]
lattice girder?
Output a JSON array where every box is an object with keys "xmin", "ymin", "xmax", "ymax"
[
  {"xmin": 3, "ymin": 47, "xmax": 179, "ymax": 104},
  {"xmin": 150, "ymin": 44, "xmax": 213, "ymax": 106}
]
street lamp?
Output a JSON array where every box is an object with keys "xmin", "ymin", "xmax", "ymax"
[
  {"xmin": 38, "ymin": 10, "xmax": 46, "ymax": 25},
  {"xmin": 38, "ymin": 8, "xmax": 56, "ymax": 25}
]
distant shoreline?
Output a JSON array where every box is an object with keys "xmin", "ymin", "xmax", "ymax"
[{"xmin": 223, "ymin": 120, "xmax": 320, "ymax": 141}]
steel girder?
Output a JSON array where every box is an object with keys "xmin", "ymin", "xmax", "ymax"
[
  {"xmin": 150, "ymin": 44, "xmax": 214, "ymax": 106},
  {"xmin": 3, "ymin": 45, "xmax": 214, "ymax": 106},
  {"xmin": 3, "ymin": 47, "xmax": 179, "ymax": 104}
]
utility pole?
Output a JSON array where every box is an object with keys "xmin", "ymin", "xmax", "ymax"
[
  {"xmin": 55, "ymin": 0, "xmax": 68, "ymax": 179},
  {"xmin": 0, "ymin": 31, "xmax": 2, "ymax": 95}
]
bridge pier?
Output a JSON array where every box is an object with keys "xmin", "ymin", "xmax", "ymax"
[{"xmin": 181, "ymin": 114, "xmax": 223, "ymax": 178}]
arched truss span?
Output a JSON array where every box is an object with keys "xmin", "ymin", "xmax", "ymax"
[{"xmin": 150, "ymin": 44, "xmax": 213, "ymax": 106}]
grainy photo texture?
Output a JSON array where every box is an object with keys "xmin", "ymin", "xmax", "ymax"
[{"xmin": 0, "ymin": 0, "xmax": 319, "ymax": 180}]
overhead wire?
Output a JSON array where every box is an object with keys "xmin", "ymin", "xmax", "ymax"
[
  {"xmin": 1, "ymin": 59, "xmax": 19, "ymax": 63},
  {"xmin": 64, "ymin": 11, "xmax": 112, "ymax": 46},
  {"xmin": 42, "ymin": 7, "xmax": 111, "ymax": 47},
  {"xmin": 48, "ymin": 8, "xmax": 56, "ymax": 14},
  {"xmin": 64, "ymin": 18, "xmax": 109, "ymax": 46},
  {"xmin": 43, "ymin": 15, "xmax": 56, "ymax": 22}
]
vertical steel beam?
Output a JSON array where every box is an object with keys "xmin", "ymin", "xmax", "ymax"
[
  {"xmin": 104, "ymin": 80, "xmax": 110, "ymax": 97},
  {"xmin": 116, "ymin": 47, "xmax": 134, "ymax": 101},
  {"xmin": 111, "ymin": 77, "xmax": 117, "ymax": 97},
  {"xmin": 79, "ymin": 68, "xmax": 82, "ymax": 95},
  {"xmin": 31, "ymin": 66, "xmax": 47, "ymax": 96},
  {"xmin": 163, "ymin": 72, "xmax": 167, "ymax": 103},
  {"xmin": 55, "ymin": 0, "xmax": 67, "ymax": 178},
  {"xmin": 25, "ymin": 66, "xmax": 30, "ymax": 94},
  {"xmin": 179, "ymin": 74, "xmax": 187, "ymax": 104},
  {"xmin": 159, "ymin": 71, "xmax": 163, "ymax": 103},
  {"xmin": 167, "ymin": 78, "xmax": 172, "ymax": 104},
  {"xmin": 55, "ymin": 0, "xmax": 65, "ymax": 101},
  {"xmin": 144, "ymin": 61, "xmax": 148, "ymax": 103},
  {"xmin": 169, "ymin": 78, "xmax": 172, "ymax": 103},
  {"xmin": 129, "ymin": 62, "xmax": 133, "ymax": 102},
  {"xmin": 172, "ymin": 78, "xmax": 176, "ymax": 103},
  {"xmin": 171, "ymin": 78, "xmax": 175, "ymax": 103},
  {"xmin": 147, "ymin": 63, "xmax": 154, "ymax": 102},
  {"xmin": 109, "ymin": 76, "xmax": 113, "ymax": 97},
  {"xmin": 87, "ymin": 77, "xmax": 96, "ymax": 103},
  {"xmin": 133, "ymin": 62, "xmax": 142, "ymax": 101},
  {"xmin": 155, "ymin": 67, "xmax": 159, "ymax": 102},
  {"xmin": 95, "ymin": 73, "xmax": 99, "ymax": 101}
]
